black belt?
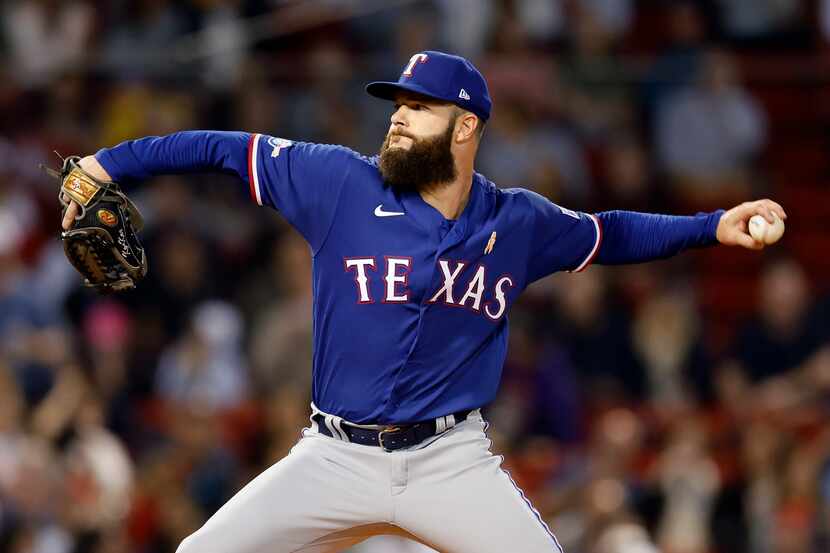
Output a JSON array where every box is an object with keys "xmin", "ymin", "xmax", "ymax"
[{"xmin": 313, "ymin": 410, "xmax": 473, "ymax": 452}]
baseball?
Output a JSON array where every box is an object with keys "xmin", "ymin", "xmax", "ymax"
[{"xmin": 748, "ymin": 213, "xmax": 785, "ymax": 244}]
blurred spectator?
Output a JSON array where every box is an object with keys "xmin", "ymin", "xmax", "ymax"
[
  {"xmin": 24, "ymin": 329, "xmax": 71, "ymax": 404},
  {"xmin": 248, "ymin": 231, "xmax": 313, "ymax": 393},
  {"xmin": 477, "ymin": 104, "xmax": 590, "ymax": 200},
  {"xmin": 643, "ymin": 1, "xmax": 708, "ymax": 125},
  {"xmin": 656, "ymin": 49, "xmax": 767, "ymax": 205},
  {"xmin": 631, "ymin": 286, "xmax": 710, "ymax": 408},
  {"xmin": 495, "ymin": 308, "xmax": 584, "ymax": 443},
  {"xmin": 134, "ymin": 227, "xmax": 215, "ymax": 339},
  {"xmin": 550, "ymin": 269, "xmax": 646, "ymax": 402},
  {"xmin": 580, "ymin": 0, "xmax": 635, "ymax": 39},
  {"xmin": 2, "ymin": 0, "xmax": 94, "ymax": 87},
  {"xmin": 231, "ymin": 63, "xmax": 285, "ymax": 134},
  {"xmin": 545, "ymin": 408, "xmax": 644, "ymax": 551},
  {"xmin": 434, "ymin": 0, "xmax": 495, "ymax": 57},
  {"xmin": 285, "ymin": 43, "xmax": 361, "ymax": 146},
  {"xmin": 478, "ymin": 35, "xmax": 563, "ymax": 120},
  {"xmin": 735, "ymin": 420, "xmax": 781, "ymax": 553},
  {"xmin": 166, "ymin": 405, "xmax": 240, "ymax": 517},
  {"xmin": 1, "ymin": 438, "xmax": 70, "ymax": 553},
  {"xmin": 0, "ymin": 367, "xmax": 71, "ymax": 551},
  {"xmin": 595, "ymin": 133, "xmax": 664, "ymax": 211},
  {"xmin": 732, "ymin": 258, "xmax": 824, "ymax": 383},
  {"xmin": 714, "ymin": 0, "xmax": 806, "ymax": 46},
  {"xmin": 514, "ymin": 0, "xmax": 566, "ymax": 44},
  {"xmin": 773, "ymin": 444, "xmax": 821, "ymax": 553},
  {"xmin": 510, "ymin": 0, "xmax": 634, "ymax": 45},
  {"xmin": 655, "ymin": 418, "xmax": 721, "ymax": 553},
  {"xmin": 82, "ymin": 301, "xmax": 131, "ymax": 393},
  {"xmin": 0, "ymin": 189, "xmax": 45, "ymax": 340},
  {"xmin": 63, "ymin": 397, "xmax": 135, "ymax": 532},
  {"xmin": 198, "ymin": 0, "xmax": 247, "ymax": 91},
  {"xmin": 560, "ymin": 7, "xmax": 634, "ymax": 143},
  {"xmin": 126, "ymin": 448, "xmax": 202, "ymax": 551},
  {"xmin": 100, "ymin": 0, "xmax": 192, "ymax": 80},
  {"xmin": 156, "ymin": 300, "xmax": 249, "ymax": 411}
]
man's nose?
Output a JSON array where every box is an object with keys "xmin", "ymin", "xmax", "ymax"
[{"xmin": 390, "ymin": 105, "xmax": 407, "ymax": 126}]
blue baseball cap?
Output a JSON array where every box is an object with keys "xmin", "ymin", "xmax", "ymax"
[{"xmin": 366, "ymin": 50, "xmax": 492, "ymax": 122}]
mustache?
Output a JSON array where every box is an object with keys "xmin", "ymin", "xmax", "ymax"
[{"xmin": 387, "ymin": 130, "xmax": 416, "ymax": 140}]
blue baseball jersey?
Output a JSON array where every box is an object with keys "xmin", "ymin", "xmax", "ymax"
[
  {"xmin": 246, "ymin": 133, "xmax": 599, "ymax": 423},
  {"xmin": 97, "ymin": 130, "xmax": 722, "ymax": 425}
]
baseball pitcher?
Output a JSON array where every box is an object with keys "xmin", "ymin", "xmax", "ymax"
[{"xmin": 59, "ymin": 51, "xmax": 785, "ymax": 553}]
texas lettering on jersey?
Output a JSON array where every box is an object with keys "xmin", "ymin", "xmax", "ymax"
[{"xmin": 344, "ymin": 257, "xmax": 514, "ymax": 321}]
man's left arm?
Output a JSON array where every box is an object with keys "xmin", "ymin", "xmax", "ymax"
[{"xmin": 595, "ymin": 199, "xmax": 787, "ymax": 265}]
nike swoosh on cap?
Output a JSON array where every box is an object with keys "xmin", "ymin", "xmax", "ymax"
[{"xmin": 374, "ymin": 204, "xmax": 405, "ymax": 217}]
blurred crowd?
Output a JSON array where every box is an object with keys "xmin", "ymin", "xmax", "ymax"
[{"xmin": 1, "ymin": 1, "xmax": 829, "ymax": 553}]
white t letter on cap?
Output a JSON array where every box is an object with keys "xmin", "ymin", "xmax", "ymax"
[{"xmin": 402, "ymin": 53, "xmax": 429, "ymax": 76}]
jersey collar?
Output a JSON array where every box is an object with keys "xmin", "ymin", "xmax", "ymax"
[{"xmin": 399, "ymin": 174, "xmax": 485, "ymax": 247}]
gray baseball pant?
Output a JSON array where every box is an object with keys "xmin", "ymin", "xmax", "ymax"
[{"xmin": 175, "ymin": 409, "xmax": 562, "ymax": 553}]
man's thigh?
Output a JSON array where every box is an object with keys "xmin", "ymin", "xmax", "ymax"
[
  {"xmin": 395, "ymin": 418, "xmax": 563, "ymax": 553},
  {"xmin": 177, "ymin": 433, "xmax": 392, "ymax": 553}
]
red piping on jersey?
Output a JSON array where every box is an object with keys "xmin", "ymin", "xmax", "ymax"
[
  {"xmin": 247, "ymin": 133, "xmax": 258, "ymax": 204},
  {"xmin": 574, "ymin": 214, "xmax": 603, "ymax": 272}
]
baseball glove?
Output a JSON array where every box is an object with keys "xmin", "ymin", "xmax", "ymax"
[{"xmin": 46, "ymin": 155, "xmax": 147, "ymax": 293}]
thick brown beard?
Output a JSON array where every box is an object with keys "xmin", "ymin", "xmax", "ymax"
[{"xmin": 378, "ymin": 122, "xmax": 457, "ymax": 194}]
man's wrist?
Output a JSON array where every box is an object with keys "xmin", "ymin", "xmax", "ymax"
[
  {"xmin": 79, "ymin": 155, "xmax": 112, "ymax": 182},
  {"xmin": 708, "ymin": 209, "xmax": 726, "ymax": 244}
]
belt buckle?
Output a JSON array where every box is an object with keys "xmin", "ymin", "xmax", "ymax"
[{"xmin": 378, "ymin": 426, "xmax": 400, "ymax": 452}]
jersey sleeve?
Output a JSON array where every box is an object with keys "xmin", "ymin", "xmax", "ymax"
[
  {"xmin": 523, "ymin": 190, "xmax": 602, "ymax": 283},
  {"xmin": 593, "ymin": 210, "xmax": 722, "ymax": 264},
  {"xmin": 247, "ymin": 133, "xmax": 353, "ymax": 253}
]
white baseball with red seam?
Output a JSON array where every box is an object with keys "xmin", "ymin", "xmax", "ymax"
[{"xmin": 748, "ymin": 213, "xmax": 785, "ymax": 244}]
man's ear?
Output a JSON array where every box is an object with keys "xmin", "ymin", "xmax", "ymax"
[{"xmin": 455, "ymin": 112, "xmax": 480, "ymax": 143}]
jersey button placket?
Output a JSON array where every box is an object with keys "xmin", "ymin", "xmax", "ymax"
[{"xmin": 380, "ymin": 232, "xmax": 447, "ymax": 419}]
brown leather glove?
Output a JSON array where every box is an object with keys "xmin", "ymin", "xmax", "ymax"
[{"xmin": 46, "ymin": 155, "xmax": 148, "ymax": 293}]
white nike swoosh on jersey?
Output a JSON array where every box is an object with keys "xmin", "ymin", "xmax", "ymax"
[{"xmin": 374, "ymin": 204, "xmax": 405, "ymax": 217}]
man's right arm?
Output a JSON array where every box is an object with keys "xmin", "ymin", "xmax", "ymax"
[
  {"xmin": 63, "ymin": 131, "xmax": 250, "ymax": 230},
  {"xmin": 95, "ymin": 131, "xmax": 250, "ymax": 182},
  {"xmin": 64, "ymin": 131, "xmax": 353, "ymax": 255}
]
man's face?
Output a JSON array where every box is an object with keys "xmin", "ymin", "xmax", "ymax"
[{"xmin": 378, "ymin": 92, "xmax": 458, "ymax": 193}]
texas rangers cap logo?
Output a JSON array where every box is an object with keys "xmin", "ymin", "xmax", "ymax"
[{"xmin": 402, "ymin": 53, "xmax": 429, "ymax": 77}]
